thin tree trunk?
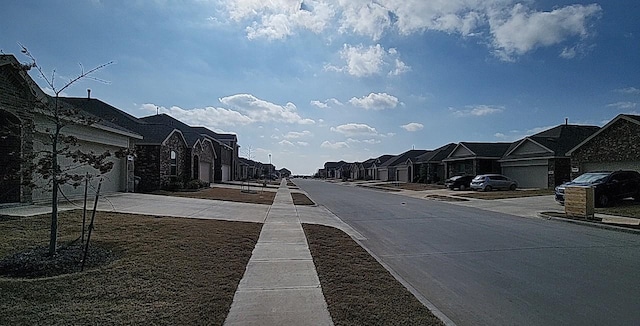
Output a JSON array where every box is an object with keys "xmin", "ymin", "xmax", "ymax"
[{"xmin": 81, "ymin": 179, "xmax": 102, "ymax": 272}]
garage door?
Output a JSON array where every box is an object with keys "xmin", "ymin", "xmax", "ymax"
[
  {"xmin": 397, "ymin": 167, "xmax": 410, "ymax": 182},
  {"xmin": 583, "ymin": 161, "xmax": 640, "ymax": 173},
  {"xmin": 221, "ymin": 164, "xmax": 230, "ymax": 181},
  {"xmin": 199, "ymin": 162, "xmax": 211, "ymax": 183},
  {"xmin": 502, "ymin": 165, "xmax": 548, "ymax": 189}
]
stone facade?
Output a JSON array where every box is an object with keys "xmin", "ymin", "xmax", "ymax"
[
  {"xmin": 570, "ymin": 118, "xmax": 640, "ymax": 178},
  {"xmin": 548, "ymin": 158, "xmax": 571, "ymax": 187},
  {"xmin": 134, "ymin": 145, "xmax": 161, "ymax": 192},
  {"xmin": 159, "ymin": 132, "xmax": 188, "ymax": 188}
]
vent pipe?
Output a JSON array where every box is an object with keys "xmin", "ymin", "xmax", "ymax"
[
  {"xmin": 565, "ymin": 117, "xmax": 568, "ymax": 125},
  {"xmin": 87, "ymin": 89, "xmax": 91, "ymax": 99}
]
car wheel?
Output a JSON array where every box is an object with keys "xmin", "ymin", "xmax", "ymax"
[
  {"xmin": 597, "ymin": 194, "xmax": 610, "ymax": 208},
  {"xmin": 459, "ymin": 184, "xmax": 466, "ymax": 191},
  {"xmin": 509, "ymin": 184, "xmax": 516, "ymax": 191},
  {"xmin": 484, "ymin": 185, "xmax": 492, "ymax": 192}
]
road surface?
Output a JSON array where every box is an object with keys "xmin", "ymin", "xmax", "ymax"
[{"xmin": 296, "ymin": 179, "xmax": 640, "ymax": 326}]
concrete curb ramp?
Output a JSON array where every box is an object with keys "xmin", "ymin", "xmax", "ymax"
[{"xmin": 224, "ymin": 181, "xmax": 334, "ymax": 326}]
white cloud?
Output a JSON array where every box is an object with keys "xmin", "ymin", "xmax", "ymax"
[
  {"xmin": 607, "ymin": 102, "xmax": 638, "ymax": 110},
  {"xmin": 297, "ymin": 141, "xmax": 309, "ymax": 146},
  {"xmin": 362, "ymin": 138, "xmax": 381, "ymax": 144},
  {"xmin": 140, "ymin": 103, "xmax": 253, "ymax": 128},
  {"xmin": 330, "ymin": 123, "xmax": 378, "ymax": 136},
  {"xmin": 218, "ymin": 1, "xmax": 601, "ymax": 60},
  {"xmin": 451, "ymin": 105, "xmax": 504, "ymax": 117},
  {"xmin": 488, "ymin": 3, "xmax": 602, "ymax": 61},
  {"xmin": 219, "ymin": 93, "xmax": 314, "ymax": 124},
  {"xmin": 42, "ymin": 87, "xmax": 69, "ymax": 97},
  {"xmin": 615, "ymin": 87, "xmax": 640, "ymax": 95},
  {"xmin": 349, "ymin": 92, "xmax": 399, "ymax": 110},
  {"xmin": 401, "ymin": 122, "xmax": 423, "ymax": 132},
  {"xmin": 311, "ymin": 98, "xmax": 344, "ymax": 108},
  {"xmin": 310, "ymin": 100, "xmax": 329, "ymax": 109},
  {"xmin": 279, "ymin": 139, "xmax": 295, "ymax": 146},
  {"xmin": 321, "ymin": 140, "xmax": 349, "ymax": 149},
  {"xmin": 284, "ymin": 130, "xmax": 311, "ymax": 139},
  {"xmin": 326, "ymin": 44, "xmax": 409, "ymax": 77}
]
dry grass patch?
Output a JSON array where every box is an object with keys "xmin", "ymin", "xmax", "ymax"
[
  {"xmin": 376, "ymin": 183, "xmax": 444, "ymax": 191},
  {"xmin": 596, "ymin": 200, "xmax": 640, "ymax": 218},
  {"xmin": 303, "ymin": 224, "xmax": 443, "ymax": 326},
  {"xmin": 424, "ymin": 194, "xmax": 470, "ymax": 202},
  {"xmin": 291, "ymin": 192, "xmax": 315, "ymax": 205},
  {"xmin": 0, "ymin": 210, "xmax": 261, "ymax": 325},
  {"xmin": 153, "ymin": 187, "xmax": 276, "ymax": 205},
  {"xmin": 456, "ymin": 189, "xmax": 554, "ymax": 200}
]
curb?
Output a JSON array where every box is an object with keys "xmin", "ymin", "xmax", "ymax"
[{"xmin": 538, "ymin": 212, "xmax": 640, "ymax": 235}]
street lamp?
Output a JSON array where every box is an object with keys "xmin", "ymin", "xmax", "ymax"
[{"xmin": 268, "ymin": 153, "xmax": 272, "ymax": 181}]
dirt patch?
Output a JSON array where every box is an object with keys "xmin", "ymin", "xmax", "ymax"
[
  {"xmin": 0, "ymin": 210, "xmax": 261, "ymax": 325},
  {"xmin": 153, "ymin": 186, "xmax": 276, "ymax": 205},
  {"xmin": 357, "ymin": 185, "xmax": 402, "ymax": 192},
  {"xmin": 375, "ymin": 183, "xmax": 444, "ymax": 191},
  {"xmin": 303, "ymin": 224, "xmax": 444, "ymax": 326},
  {"xmin": 291, "ymin": 193, "xmax": 315, "ymax": 205},
  {"xmin": 424, "ymin": 194, "xmax": 469, "ymax": 202},
  {"xmin": 596, "ymin": 200, "xmax": 640, "ymax": 218},
  {"xmin": 456, "ymin": 189, "xmax": 553, "ymax": 200}
]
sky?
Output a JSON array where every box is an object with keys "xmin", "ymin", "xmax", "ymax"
[{"xmin": 2, "ymin": 1, "xmax": 639, "ymax": 175}]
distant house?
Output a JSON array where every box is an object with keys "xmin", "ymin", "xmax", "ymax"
[
  {"xmin": 415, "ymin": 143, "xmax": 456, "ymax": 183},
  {"xmin": 394, "ymin": 150, "xmax": 429, "ymax": 182},
  {"xmin": 368, "ymin": 155, "xmax": 394, "ymax": 180},
  {"xmin": 443, "ymin": 142, "xmax": 512, "ymax": 178},
  {"xmin": 324, "ymin": 161, "xmax": 346, "ymax": 179},
  {"xmin": 500, "ymin": 124, "xmax": 600, "ymax": 188},
  {"xmin": 567, "ymin": 114, "xmax": 640, "ymax": 178},
  {"xmin": 279, "ymin": 168, "xmax": 292, "ymax": 178},
  {"xmin": 0, "ymin": 54, "xmax": 142, "ymax": 204}
]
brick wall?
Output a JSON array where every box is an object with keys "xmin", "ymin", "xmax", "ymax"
[{"xmin": 571, "ymin": 118, "xmax": 640, "ymax": 178}]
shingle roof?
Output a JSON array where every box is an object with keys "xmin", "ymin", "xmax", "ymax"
[
  {"xmin": 503, "ymin": 124, "xmax": 600, "ymax": 159},
  {"xmin": 416, "ymin": 143, "xmax": 457, "ymax": 163},
  {"xmin": 380, "ymin": 150, "xmax": 428, "ymax": 167},
  {"xmin": 459, "ymin": 142, "xmax": 512, "ymax": 158}
]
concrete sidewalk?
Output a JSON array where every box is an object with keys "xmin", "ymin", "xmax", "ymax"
[{"xmin": 224, "ymin": 181, "xmax": 334, "ymax": 325}]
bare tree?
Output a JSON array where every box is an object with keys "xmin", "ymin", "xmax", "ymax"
[{"xmin": 19, "ymin": 45, "xmax": 117, "ymax": 256}]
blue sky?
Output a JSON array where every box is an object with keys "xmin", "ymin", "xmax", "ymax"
[{"xmin": 2, "ymin": 1, "xmax": 639, "ymax": 174}]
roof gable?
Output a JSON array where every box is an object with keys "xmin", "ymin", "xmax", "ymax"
[{"xmin": 567, "ymin": 114, "xmax": 640, "ymax": 155}]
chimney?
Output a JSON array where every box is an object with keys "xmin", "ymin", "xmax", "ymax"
[{"xmin": 87, "ymin": 89, "xmax": 91, "ymax": 100}]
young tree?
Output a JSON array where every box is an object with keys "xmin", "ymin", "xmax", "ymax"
[{"xmin": 19, "ymin": 45, "xmax": 116, "ymax": 256}]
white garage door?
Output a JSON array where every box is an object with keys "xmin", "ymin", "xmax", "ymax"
[
  {"xmin": 221, "ymin": 164, "xmax": 230, "ymax": 181},
  {"xmin": 397, "ymin": 167, "xmax": 410, "ymax": 182},
  {"xmin": 583, "ymin": 161, "xmax": 640, "ymax": 173},
  {"xmin": 199, "ymin": 162, "xmax": 211, "ymax": 183},
  {"xmin": 502, "ymin": 165, "xmax": 548, "ymax": 189}
]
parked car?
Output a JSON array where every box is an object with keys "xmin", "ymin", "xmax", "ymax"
[
  {"xmin": 445, "ymin": 175, "xmax": 474, "ymax": 190},
  {"xmin": 554, "ymin": 170, "xmax": 640, "ymax": 207},
  {"xmin": 470, "ymin": 174, "xmax": 518, "ymax": 191}
]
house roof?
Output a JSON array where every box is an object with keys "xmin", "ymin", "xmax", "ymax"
[
  {"xmin": 566, "ymin": 114, "xmax": 640, "ymax": 155},
  {"xmin": 375, "ymin": 155, "xmax": 395, "ymax": 166},
  {"xmin": 140, "ymin": 114, "xmax": 233, "ymax": 150},
  {"xmin": 361, "ymin": 158, "xmax": 376, "ymax": 168},
  {"xmin": 444, "ymin": 142, "xmax": 512, "ymax": 161},
  {"xmin": 502, "ymin": 124, "xmax": 600, "ymax": 160},
  {"xmin": 380, "ymin": 149, "xmax": 428, "ymax": 167},
  {"xmin": 416, "ymin": 143, "xmax": 457, "ymax": 163}
]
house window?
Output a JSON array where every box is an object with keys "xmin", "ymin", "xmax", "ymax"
[{"xmin": 170, "ymin": 150, "xmax": 177, "ymax": 176}]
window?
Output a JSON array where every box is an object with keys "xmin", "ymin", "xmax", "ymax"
[{"xmin": 170, "ymin": 150, "xmax": 177, "ymax": 176}]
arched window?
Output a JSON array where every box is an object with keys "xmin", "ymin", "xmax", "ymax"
[{"xmin": 170, "ymin": 150, "xmax": 177, "ymax": 176}]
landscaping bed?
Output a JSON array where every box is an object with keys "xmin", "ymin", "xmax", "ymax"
[
  {"xmin": 375, "ymin": 183, "xmax": 444, "ymax": 191},
  {"xmin": 303, "ymin": 224, "xmax": 443, "ymax": 326},
  {"xmin": 152, "ymin": 186, "xmax": 276, "ymax": 205},
  {"xmin": 456, "ymin": 189, "xmax": 554, "ymax": 200},
  {"xmin": 0, "ymin": 211, "xmax": 261, "ymax": 325},
  {"xmin": 291, "ymin": 192, "xmax": 315, "ymax": 205},
  {"xmin": 596, "ymin": 200, "xmax": 640, "ymax": 218}
]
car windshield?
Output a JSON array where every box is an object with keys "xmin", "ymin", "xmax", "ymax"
[{"xmin": 572, "ymin": 172, "xmax": 609, "ymax": 183}]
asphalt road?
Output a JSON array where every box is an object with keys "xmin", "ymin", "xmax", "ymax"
[{"xmin": 295, "ymin": 179, "xmax": 640, "ymax": 326}]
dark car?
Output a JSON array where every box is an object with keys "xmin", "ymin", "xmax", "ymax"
[
  {"xmin": 444, "ymin": 175, "xmax": 474, "ymax": 190},
  {"xmin": 555, "ymin": 170, "xmax": 640, "ymax": 207}
]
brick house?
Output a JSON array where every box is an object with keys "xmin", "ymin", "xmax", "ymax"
[
  {"xmin": 0, "ymin": 54, "xmax": 141, "ymax": 204},
  {"xmin": 567, "ymin": 114, "xmax": 640, "ymax": 178}
]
